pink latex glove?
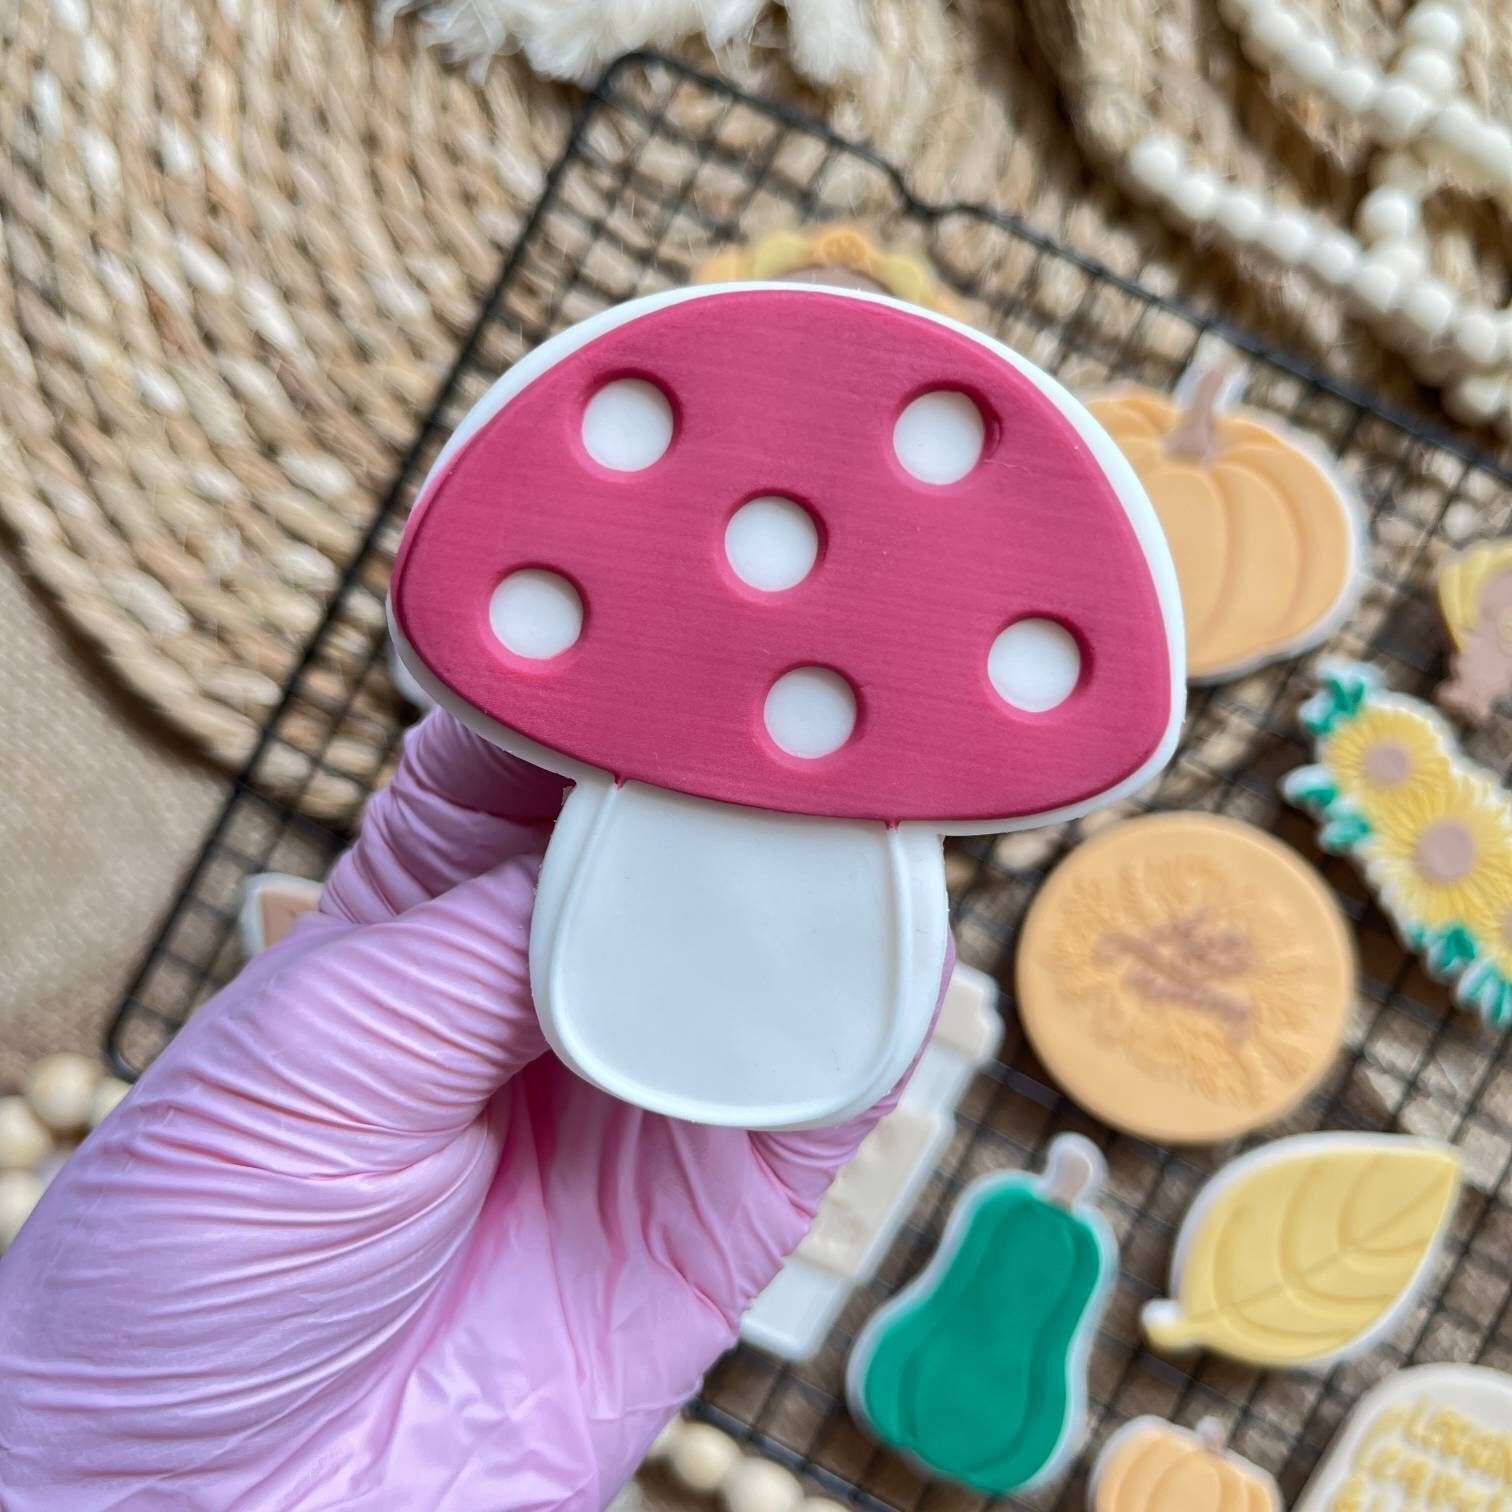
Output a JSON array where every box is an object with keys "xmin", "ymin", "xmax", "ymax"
[{"xmin": 0, "ymin": 711, "xmax": 945, "ymax": 1509}]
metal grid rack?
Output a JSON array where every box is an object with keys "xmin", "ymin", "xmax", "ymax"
[{"xmin": 107, "ymin": 53, "xmax": 1512, "ymax": 1511}]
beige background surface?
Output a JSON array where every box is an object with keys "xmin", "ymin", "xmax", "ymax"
[{"xmin": 0, "ymin": 552, "xmax": 220, "ymax": 1087}]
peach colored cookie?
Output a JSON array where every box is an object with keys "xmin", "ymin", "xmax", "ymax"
[
  {"xmin": 1087, "ymin": 369, "xmax": 1362, "ymax": 684},
  {"xmin": 1090, "ymin": 1416, "xmax": 1280, "ymax": 1512},
  {"xmin": 1015, "ymin": 812, "xmax": 1354, "ymax": 1144}
]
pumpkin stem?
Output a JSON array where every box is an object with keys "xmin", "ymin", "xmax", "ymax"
[
  {"xmin": 1041, "ymin": 1133, "xmax": 1104, "ymax": 1209},
  {"xmin": 1195, "ymin": 1417, "xmax": 1228, "ymax": 1454},
  {"xmin": 1164, "ymin": 365, "xmax": 1233, "ymax": 463}
]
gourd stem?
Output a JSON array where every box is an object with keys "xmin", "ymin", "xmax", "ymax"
[
  {"xmin": 1164, "ymin": 365, "xmax": 1232, "ymax": 463},
  {"xmin": 1195, "ymin": 1417, "xmax": 1227, "ymax": 1454},
  {"xmin": 1041, "ymin": 1133, "xmax": 1103, "ymax": 1209}
]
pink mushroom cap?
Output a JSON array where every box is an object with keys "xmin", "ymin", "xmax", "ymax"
[{"xmin": 391, "ymin": 286, "xmax": 1181, "ymax": 826}]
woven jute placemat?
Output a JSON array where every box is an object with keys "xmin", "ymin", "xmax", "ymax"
[{"xmin": 1, "ymin": 0, "xmax": 1505, "ymax": 808}]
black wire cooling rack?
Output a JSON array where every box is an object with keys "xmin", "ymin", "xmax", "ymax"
[{"xmin": 106, "ymin": 52, "xmax": 1512, "ymax": 1512}]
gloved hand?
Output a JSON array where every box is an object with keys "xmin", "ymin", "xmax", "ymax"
[{"xmin": 0, "ymin": 711, "xmax": 946, "ymax": 1509}]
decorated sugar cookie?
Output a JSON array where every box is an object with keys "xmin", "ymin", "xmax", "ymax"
[
  {"xmin": 1090, "ymin": 1416, "xmax": 1281, "ymax": 1512},
  {"xmin": 1284, "ymin": 660, "xmax": 1512, "ymax": 1028},
  {"xmin": 742, "ymin": 963, "xmax": 1003, "ymax": 1361},
  {"xmin": 1142, "ymin": 1132, "xmax": 1462, "ymax": 1369},
  {"xmin": 1016, "ymin": 811, "xmax": 1354, "ymax": 1144},
  {"xmin": 389, "ymin": 284, "xmax": 1184, "ymax": 1130},
  {"xmin": 847, "ymin": 1133, "xmax": 1116, "ymax": 1494},
  {"xmin": 695, "ymin": 223, "xmax": 958, "ymax": 313},
  {"xmin": 1295, "ymin": 1363, "xmax": 1512, "ymax": 1511},
  {"xmin": 239, "ymin": 873, "xmax": 323, "ymax": 956},
  {"xmin": 1087, "ymin": 366, "xmax": 1363, "ymax": 683},
  {"xmin": 1437, "ymin": 538, "xmax": 1512, "ymax": 724}
]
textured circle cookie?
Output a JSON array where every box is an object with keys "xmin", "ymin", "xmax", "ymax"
[{"xmin": 1016, "ymin": 812, "xmax": 1354, "ymax": 1143}]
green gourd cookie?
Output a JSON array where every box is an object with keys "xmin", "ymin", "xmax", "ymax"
[{"xmin": 845, "ymin": 1133, "xmax": 1117, "ymax": 1494}]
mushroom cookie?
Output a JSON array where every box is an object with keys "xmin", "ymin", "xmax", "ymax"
[{"xmin": 389, "ymin": 284, "xmax": 1185, "ymax": 1129}]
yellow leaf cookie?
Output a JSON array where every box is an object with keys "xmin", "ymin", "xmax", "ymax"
[
  {"xmin": 1091, "ymin": 1417, "xmax": 1280, "ymax": 1512},
  {"xmin": 1143, "ymin": 1133, "xmax": 1462, "ymax": 1369},
  {"xmin": 1016, "ymin": 813, "xmax": 1354, "ymax": 1144}
]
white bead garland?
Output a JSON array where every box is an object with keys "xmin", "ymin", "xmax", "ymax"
[
  {"xmin": 722, "ymin": 1459, "xmax": 804, "ymax": 1512},
  {"xmin": 27, "ymin": 1052, "xmax": 103, "ymax": 1134},
  {"xmin": 669, "ymin": 1424, "xmax": 745, "ymax": 1494},
  {"xmin": 89, "ymin": 1076, "xmax": 131, "ymax": 1128},
  {"xmin": 1, "ymin": 1051, "xmax": 118, "ymax": 1254},
  {"xmin": 0, "ymin": 1169, "xmax": 44, "ymax": 1249},
  {"xmin": 644, "ymin": 1417, "xmax": 851, "ymax": 1511},
  {"xmin": 1120, "ymin": 0, "xmax": 1512, "ymax": 431},
  {"xmin": 0, "ymin": 1097, "xmax": 53, "ymax": 1171}
]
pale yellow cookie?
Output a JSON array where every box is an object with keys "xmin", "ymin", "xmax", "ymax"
[{"xmin": 1016, "ymin": 812, "xmax": 1354, "ymax": 1143}]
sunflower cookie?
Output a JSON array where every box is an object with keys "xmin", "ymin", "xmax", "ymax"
[{"xmin": 1284, "ymin": 660, "xmax": 1512, "ymax": 1027}]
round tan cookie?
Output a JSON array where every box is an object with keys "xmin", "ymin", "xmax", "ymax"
[{"xmin": 1016, "ymin": 813, "xmax": 1354, "ymax": 1144}]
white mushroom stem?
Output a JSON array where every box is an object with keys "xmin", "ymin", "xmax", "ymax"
[{"xmin": 529, "ymin": 776, "xmax": 948, "ymax": 1130}]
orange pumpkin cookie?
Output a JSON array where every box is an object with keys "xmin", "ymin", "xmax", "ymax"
[
  {"xmin": 1091, "ymin": 1417, "xmax": 1280, "ymax": 1512},
  {"xmin": 1016, "ymin": 813, "xmax": 1354, "ymax": 1144},
  {"xmin": 1087, "ymin": 370, "xmax": 1362, "ymax": 683}
]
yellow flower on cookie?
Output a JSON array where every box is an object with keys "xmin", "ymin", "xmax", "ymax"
[
  {"xmin": 1318, "ymin": 701, "xmax": 1453, "ymax": 826},
  {"xmin": 1369, "ymin": 772, "xmax": 1512, "ymax": 934}
]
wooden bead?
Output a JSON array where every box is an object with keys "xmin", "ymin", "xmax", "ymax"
[
  {"xmin": 1442, "ymin": 500, "xmax": 1480, "ymax": 543},
  {"xmin": 0, "ymin": 1097, "xmax": 53, "ymax": 1171},
  {"xmin": 1400, "ymin": 278, "xmax": 1457, "ymax": 341},
  {"xmin": 1331, "ymin": 60, "xmax": 1382, "ymax": 114},
  {"xmin": 1444, "ymin": 374, "xmax": 1506, "ymax": 425},
  {"xmin": 1453, "ymin": 309, "xmax": 1502, "ymax": 368},
  {"xmin": 1244, "ymin": 6, "xmax": 1302, "ymax": 63},
  {"xmin": 1370, "ymin": 80, "xmax": 1434, "ymax": 143},
  {"xmin": 1432, "ymin": 99, "xmax": 1483, "ymax": 166},
  {"xmin": 1215, "ymin": 187, "xmax": 1265, "ymax": 243},
  {"xmin": 1394, "ymin": 46, "xmax": 1456, "ymax": 99},
  {"xmin": 1306, "ymin": 230, "xmax": 1362, "ymax": 287},
  {"xmin": 1351, "ymin": 257, "xmax": 1405, "ymax": 316},
  {"xmin": 1260, "ymin": 209, "xmax": 1313, "ymax": 263},
  {"xmin": 1402, "ymin": 2, "xmax": 1465, "ymax": 53},
  {"xmin": 1371, "ymin": 240, "xmax": 1428, "ymax": 280},
  {"xmin": 1356, "ymin": 186, "xmax": 1418, "ymax": 244},
  {"xmin": 1464, "ymin": 122, "xmax": 1512, "ymax": 185},
  {"xmin": 26, "ymin": 1053, "xmax": 102, "ymax": 1134},
  {"xmin": 0, "ymin": 1170, "xmax": 44, "ymax": 1249},
  {"xmin": 1169, "ymin": 170, "xmax": 1220, "ymax": 225},
  {"xmin": 722, "ymin": 1460, "xmax": 804, "ymax": 1512},
  {"xmin": 645, "ymin": 1418, "xmax": 687, "ymax": 1463},
  {"xmin": 1286, "ymin": 33, "xmax": 1338, "ymax": 89},
  {"xmin": 1127, "ymin": 135, "xmax": 1184, "ymax": 199},
  {"xmin": 669, "ymin": 1425, "xmax": 742, "ymax": 1493},
  {"xmin": 89, "ymin": 1077, "xmax": 131, "ymax": 1129}
]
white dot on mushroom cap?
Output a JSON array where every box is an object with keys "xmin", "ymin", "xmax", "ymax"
[
  {"xmin": 581, "ymin": 378, "xmax": 673, "ymax": 471},
  {"xmin": 725, "ymin": 496, "xmax": 820, "ymax": 592},
  {"xmin": 489, "ymin": 570, "xmax": 583, "ymax": 660},
  {"xmin": 764, "ymin": 668, "xmax": 857, "ymax": 758},
  {"xmin": 988, "ymin": 619, "xmax": 1081, "ymax": 712},
  {"xmin": 893, "ymin": 391, "xmax": 985, "ymax": 485}
]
